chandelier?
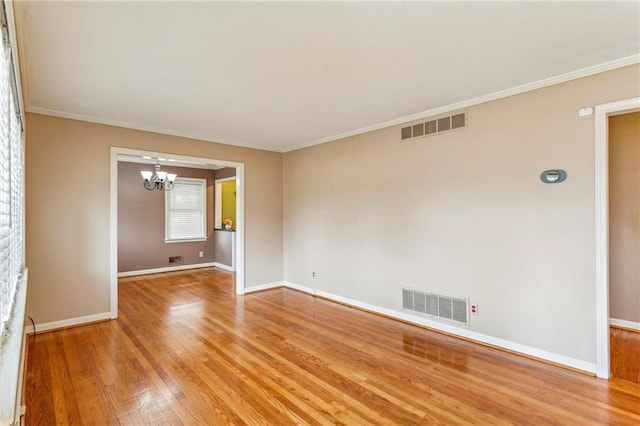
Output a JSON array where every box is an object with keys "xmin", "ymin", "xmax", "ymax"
[{"xmin": 140, "ymin": 162, "xmax": 177, "ymax": 191}]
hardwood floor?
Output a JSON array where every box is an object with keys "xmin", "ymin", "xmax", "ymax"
[
  {"xmin": 611, "ymin": 326, "xmax": 640, "ymax": 383},
  {"xmin": 25, "ymin": 268, "xmax": 640, "ymax": 425}
]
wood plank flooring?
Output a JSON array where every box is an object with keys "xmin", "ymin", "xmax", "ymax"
[
  {"xmin": 25, "ymin": 268, "xmax": 640, "ymax": 425},
  {"xmin": 611, "ymin": 326, "xmax": 640, "ymax": 383}
]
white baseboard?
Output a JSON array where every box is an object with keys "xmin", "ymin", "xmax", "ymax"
[
  {"xmin": 118, "ymin": 262, "xmax": 217, "ymax": 277},
  {"xmin": 610, "ymin": 318, "xmax": 640, "ymax": 331},
  {"xmin": 244, "ymin": 281, "xmax": 316, "ymax": 295},
  {"xmin": 27, "ymin": 312, "xmax": 112, "ymax": 335},
  {"xmin": 283, "ymin": 281, "xmax": 315, "ymax": 295},
  {"xmin": 213, "ymin": 262, "xmax": 235, "ymax": 272},
  {"xmin": 279, "ymin": 282, "xmax": 596, "ymax": 374},
  {"xmin": 244, "ymin": 282, "xmax": 284, "ymax": 293}
]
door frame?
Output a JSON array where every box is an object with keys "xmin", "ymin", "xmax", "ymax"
[
  {"xmin": 594, "ymin": 97, "xmax": 640, "ymax": 379},
  {"xmin": 109, "ymin": 147, "xmax": 246, "ymax": 319}
]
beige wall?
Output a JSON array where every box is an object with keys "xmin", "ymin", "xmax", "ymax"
[
  {"xmin": 283, "ymin": 64, "xmax": 640, "ymax": 365},
  {"xmin": 118, "ymin": 162, "xmax": 217, "ymax": 272},
  {"xmin": 609, "ymin": 111, "xmax": 640, "ymax": 323},
  {"xmin": 26, "ymin": 113, "xmax": 283, "ymax": 324}
]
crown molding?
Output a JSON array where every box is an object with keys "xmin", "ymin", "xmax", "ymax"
[
  {"xmin": 25, "ymin": 54, "xmax": 639, "ymax": 154},
  {"xmin": 24, "ymin": 107, "xmax": 286, "ymax": 153},
  {"xmin": 283, "ymin": 54, "xmax": 640, "ymax": 152}
]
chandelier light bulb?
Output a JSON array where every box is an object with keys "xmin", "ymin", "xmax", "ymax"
[{"xmin": 140, "ymin": 160, "xmax": 177, "ymax": 191}]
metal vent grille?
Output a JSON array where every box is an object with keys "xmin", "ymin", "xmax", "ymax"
[
  {"xmin": 402, "ymin": 288, "xmax": 468, "ymax": 325},
  {"xmin": 400, "ymin": 111, "xmax": 467, "ymax": 141}
]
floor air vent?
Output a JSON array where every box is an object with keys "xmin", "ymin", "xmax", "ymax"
[
  {"xmin": 402, "ymin": 288, "xmax": 468, "ymax": 325},
  {"xmin": 401, "ymin": 111, "xmax": 466, "ymax": 141}
]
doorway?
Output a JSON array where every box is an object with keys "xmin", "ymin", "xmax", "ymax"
[
  {"xmin": 595, "ymin": 97, "xmax": 640, "ymax": 379},
  {"xmin": 608, "ymin": 111, "xmax": 640, "ymax": 382},
  {"xmin": 109, "ymin": 147, "xmax": 246, "ymax": 319}
]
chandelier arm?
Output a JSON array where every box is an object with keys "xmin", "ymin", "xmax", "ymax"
[{"xmin": 143, "ymin": 181, "xmax": 156, "ymax": 190}]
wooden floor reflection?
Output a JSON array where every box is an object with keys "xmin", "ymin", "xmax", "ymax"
[{"xmin": 25, "ymin": 268, "xmax": 640, "ymax": 425}]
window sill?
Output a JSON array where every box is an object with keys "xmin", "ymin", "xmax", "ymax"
[{"xmin": 165, "ymin": 238, "xmax": 207, "ymax": 244}]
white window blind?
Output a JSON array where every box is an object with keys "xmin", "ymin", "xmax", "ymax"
[
  {"xmin": 0, "ymin": 24, "xmax": 23, "ymax": 339},
  {"xmin": 165, "ymin": 178, "xmax": 206, "ymax": 242}
]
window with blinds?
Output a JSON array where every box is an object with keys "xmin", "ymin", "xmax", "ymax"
[
  {"xmin": 165, "ymin": 177, "xmax": 206, "ymax": 242},
  {"xmin": 0, "ymin": 15, "xmax": 24, "ymax": 341}
]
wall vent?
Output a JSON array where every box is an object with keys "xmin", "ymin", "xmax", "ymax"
[
  {"xmin": 402, "ymin": 288, "xmax": 468, "ymax": 325},
  {"xmin": 401, "ymin": 111, "xmax": 466, "ymax": 141},
  {"xmin": 168, "ymin": 256, "xmax": 183, "ymax": 264}
]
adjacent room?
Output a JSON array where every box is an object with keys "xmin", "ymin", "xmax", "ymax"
[{"xmin": 1, "ymin": 1, "xmax": 639, "ymax": 424}]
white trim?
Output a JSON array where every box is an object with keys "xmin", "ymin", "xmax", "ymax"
[
  {"xmin": 244, "ymin": 282, "xmax": 284, "ymax": 294},
  {"xmin": 111, "ymin": 147, "xmax": 246, "ymax": 314},
  {"xmin": 308, "ymin": 288, "xmax": 596, "ymax": 374},
  {"xmin": 5, "ymin": 1, "xmax": 25, "ymax": 127},
  {"xmin": 594, "ymin": 97, "xmax": 640, "ymax": 379},
  {"xmin": 283, "ymin": 281, "xmax": 315, "ymax": 295},
  {"xmin": 235, "ymin": 165, "xmax": 245, "ymax": 295},
  {"xmin": 609, "ymin": 318, "xmax": 640, "ymax": 331},
  {"xmin": 212, "ymin": 262, "xmax": 235, "ymax": 272},
  {"xmin": 243, "ymin": 281, "xmax": 315, "ymax": 295},
  {"xmin": 164, "ymin": 238, "xmax": 207, "ymax": 244},
  {"xmin": 284, "ymin": 54, "xmax": 640, "ymax": 152},
  {"xmin": 27, "ymin": 312, "xmax": 112, "ymax": 335},
  {"xmin": 215, "ymin": 182, "xmax": 222, "ymax": 229},
  {"xmin": 110, "ymin": 148, "xmax": 118, "ymax": 319},
  {"xmin": 14, "ymin": 328, "xmax": 26, "ymax": 426},
  {"xmin": 117, "ymin": 262, "xmax": 217, "ymax": 278}
]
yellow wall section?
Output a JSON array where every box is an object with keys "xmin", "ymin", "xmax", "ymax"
[{"xmin": 222, "ymin": 180, "xmax": 236, "ymax": 229}]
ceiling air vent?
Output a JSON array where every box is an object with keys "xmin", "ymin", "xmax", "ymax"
[{"xmin": 400, "ymin": 111, "xmax": 467, "ymax": 141}]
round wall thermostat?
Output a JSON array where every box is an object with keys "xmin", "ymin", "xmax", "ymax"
[{"xmin": 540, "ymin": 169, "xmax": 567, "ymax": 184}]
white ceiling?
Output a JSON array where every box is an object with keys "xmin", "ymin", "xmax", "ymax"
[{"xmin": 14, "ymin": 1, "xmax": 640, "ymax": 152}]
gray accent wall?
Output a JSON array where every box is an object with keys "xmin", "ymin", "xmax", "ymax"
[{"xmin": 117, "ymin": 162, "xmax": 217, "ymax": 272}]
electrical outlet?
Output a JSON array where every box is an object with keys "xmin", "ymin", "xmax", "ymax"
[
  {"xmin": 199, "ymin": 251, "xmax": 204, "ymax": 258},
  {"xmin": 471, "ymin": 304, "xmax": 478, "ymax": 315}
]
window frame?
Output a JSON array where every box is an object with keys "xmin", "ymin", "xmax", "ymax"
[{"xmin": 164, "ymin": 177, "xmax": 207, "ymax": 243}]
